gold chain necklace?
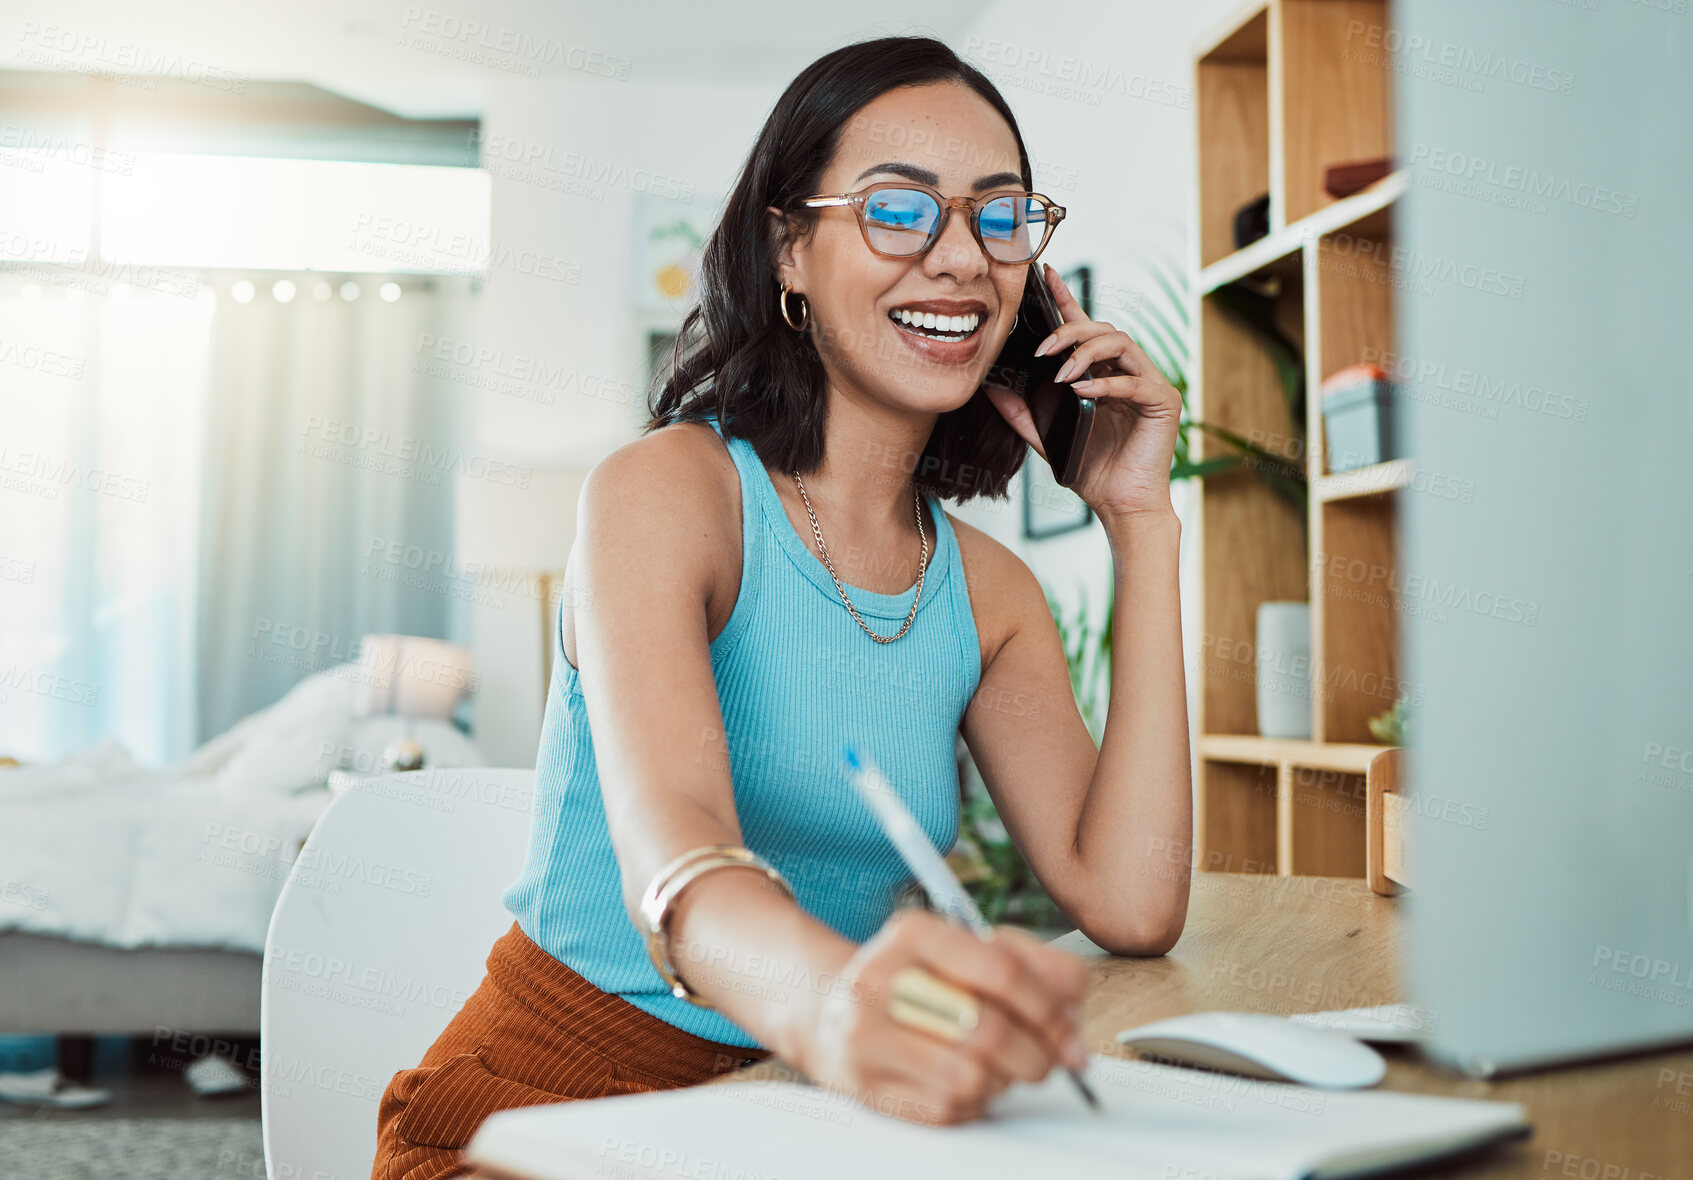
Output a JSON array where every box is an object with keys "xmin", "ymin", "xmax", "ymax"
[{"xmin": 792, "ymin": 472, "xmax": 928, "ymax": 643}]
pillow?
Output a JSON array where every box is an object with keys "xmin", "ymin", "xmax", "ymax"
[
  {"xmin": 210, "ymin": 668, "xmax": 359, "ymax": 796},
  {"xmin": 199, "ymin": 665, "xmax": 483, "ymax": 795}
]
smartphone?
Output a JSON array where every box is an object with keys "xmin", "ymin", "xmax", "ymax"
[{"xmin": 986, "ymin": 272, "xmax": 1098, "ymax": 487}]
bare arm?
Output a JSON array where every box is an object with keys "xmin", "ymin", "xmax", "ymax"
[
  {"xmin": 971, "ymin": 263, "xmax": 1194, "ymax": 957},
  {"xmin": 959, "ymin": 511, "xmax": 1191, "ymax": 957},
  {"xmin": 569, "ymin": 427, "xmax": 853, "ymax": 1061}
]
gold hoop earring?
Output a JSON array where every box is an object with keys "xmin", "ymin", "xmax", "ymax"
[
  {"xmin": 779, "ymin": 281, "xmax": 809, "ymax": 332},
  {"xmin": 1011, "ymin": 310, "xmax": 1019, "ymax": 333}
]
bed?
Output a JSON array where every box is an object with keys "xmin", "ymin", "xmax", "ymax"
[{"xmin": 0, "ymin": 666, "xmax": 486, "ymax": 1046}]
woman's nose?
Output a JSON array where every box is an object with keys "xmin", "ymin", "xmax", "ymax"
[{"xmin": 923, "ymin": 206, "xmax": 990, "ymax": 280}]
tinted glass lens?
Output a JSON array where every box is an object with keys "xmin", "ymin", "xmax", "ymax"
[
  {"xmin": 862, "ymin": 187, "xmax": 942, "ymax": 255},
  {"xmin": 978, "ymin": 194, "xmax": 1049, "ymax": 262}
]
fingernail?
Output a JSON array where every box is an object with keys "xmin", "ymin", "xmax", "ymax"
[
  {"xmin": 1069, "ymin": 378, "xmax": 1094, "ymax": 391},
  {"xmin": 1066, "ymin": 1033, "xmax": 1089, "ymax": 1069},
  {"xmin": 1054, "ymin": 359, "xmax": 1078, "ymax": 382},
  {"xmin": 1034, "ymin": 335, "xmax": 1056, "ymax": 357}
]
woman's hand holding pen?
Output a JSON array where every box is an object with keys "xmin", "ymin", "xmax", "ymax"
[{"xmin": 796, "ymin": 909, "xmax": 1090, "ymax": 1125}]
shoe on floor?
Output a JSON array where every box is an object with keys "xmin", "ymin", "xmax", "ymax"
[
  {"xmin": 0, "ymin": 1067, "xmax": 112, "ymax": 1108},
  {"xmin": 184, "ymin": 1054, "xmax": 249, "ymax": 1097}
]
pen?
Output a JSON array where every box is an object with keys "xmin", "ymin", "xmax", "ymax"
[{"xmin": 841, "ymin": 744, "xmax": 1100, "ymax": 1114}]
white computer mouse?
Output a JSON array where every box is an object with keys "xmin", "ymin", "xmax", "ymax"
[{"xmin": 1114, "ymin": 1011, "xmax": 1387, "ymax": 1089}]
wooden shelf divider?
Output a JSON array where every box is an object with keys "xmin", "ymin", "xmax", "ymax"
[
  {"xmin": 1316, "ymin": 458, "xmax": 1413, "ymax": 503},
  {"xmin": 1200, "ymin": 734, "xmax": 1383, "ymax": 775}
]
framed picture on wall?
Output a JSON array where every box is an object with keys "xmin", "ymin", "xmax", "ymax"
[
  {"xmin": 631, "ymin": 191, "xmax": 722, "ymax": 313},
  {"xmin": 1022, "ymin": 265, "xmax": 1095, "ymax": 541}
]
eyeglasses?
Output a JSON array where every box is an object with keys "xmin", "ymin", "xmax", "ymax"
[{"xmin": 795, "ymin": 181, "xmax": 1066, "ymax": 265}]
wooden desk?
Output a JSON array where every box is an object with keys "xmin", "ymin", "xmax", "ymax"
[{"xmin": 1056, "ymin": 873, "xmax": 1693, "ymax": 1179}]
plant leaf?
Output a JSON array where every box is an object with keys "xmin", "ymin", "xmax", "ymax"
[{"xmin": 1171, "ymin": 455, "xmax": 1244, "ymax": 480}]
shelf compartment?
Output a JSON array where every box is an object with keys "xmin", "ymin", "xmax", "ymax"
[
  {"xmin": 1197, "ymin": 4, "xmax": 1271, "ymax": 268},
  {"xmin": 1197, "ymin": 759, "xmax": 1280, "ymax": 875},
  {"xmin": 1276, "ymin": 0, "xmax": 1395, "ymax": 227},
  {"xmin": 1285, "ymin": 764, "xmax": 1369, "ymax": 876},
  {"xmin": 1195, "ymin": 277, "xmax": 1308, "ymax": 737},
  {"xmin": 1310, "ymin": 203, "xmax": 1398, "ymax": 478},
  {"xmin": 1198, "ymin": 739, "xmax": 1383, "ymax": 876},
  {"xmin": 1201, "ymin": 169, "xmax": 1405, "ymax": 295},
  {"xmin": 1315, "ymin": 495, "xmax": 1402, "ymax": 743}
]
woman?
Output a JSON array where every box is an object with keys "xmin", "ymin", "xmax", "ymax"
[{"xmin": 372, "ymin": 34, "xmax": 1191, "ymax": 1180}]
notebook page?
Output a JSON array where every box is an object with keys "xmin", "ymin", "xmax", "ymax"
[{"xmin": 466, "ymin": 1054, "xmax": 1528, "ymax": 1180}]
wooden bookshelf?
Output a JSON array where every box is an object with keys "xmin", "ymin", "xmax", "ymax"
[{"xmin": 1191, "ymin": 0, "xmax": 1404, "ymax": 879}]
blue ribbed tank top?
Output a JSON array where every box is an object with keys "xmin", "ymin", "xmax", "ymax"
[{"xmin": 501, "ymin": 413, "xmax": 983, "ymax": 1048}]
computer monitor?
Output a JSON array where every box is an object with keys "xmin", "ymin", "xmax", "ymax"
[{"xmin": 1398, "ymin": 2, "xmax": 1693, "ymax": 1075}]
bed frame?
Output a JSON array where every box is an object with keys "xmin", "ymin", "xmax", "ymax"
[{"xmin": 0, "ymin": 932, "xmax": 260, "ymax": 1040}]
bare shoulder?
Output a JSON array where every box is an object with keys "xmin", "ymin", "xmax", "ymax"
[
  {"xmin": 583, "ymin": 419, "xmax": 739, "ymax": 527},
  {"xmin": 944, "ymin": 511, "xmax": 1053, "ymax": 671},
  {"xmin": 573, "ymin": 419, "xmax": 743, "ymax": 627}
]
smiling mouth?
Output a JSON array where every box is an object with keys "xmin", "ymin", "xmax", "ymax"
[{"xmin": 888, "ymin": 308, "xmax": 982, "ymax": 343}]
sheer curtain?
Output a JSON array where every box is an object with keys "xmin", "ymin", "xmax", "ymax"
[
  {"xmin": 194, "ymin": 274, "xmax": 476, "ymax": 744},
  {"xmin": 0, "ymin": 272, "xmax": 211, "ymax": 765},
  {"xmin": 0, "ymin": 269, "xmax": 477, "ymax": 765}
]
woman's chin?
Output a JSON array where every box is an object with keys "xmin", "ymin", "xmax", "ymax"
[{"xmin": 871, "ymin": 371, "xmax": 982, "ymax": 417}]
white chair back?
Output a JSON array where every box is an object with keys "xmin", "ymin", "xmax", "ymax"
[{"xmin": 260, "ymin": 768, "xmax": 533, "ymax": 1180}]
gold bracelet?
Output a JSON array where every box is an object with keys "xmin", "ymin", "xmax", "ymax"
[{"xmin": 638, "ymin": 845, "xmax": 794, "ymax": 1006}]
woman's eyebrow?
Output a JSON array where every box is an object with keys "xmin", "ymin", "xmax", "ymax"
[{"xmin": 852, "ymin": 161, "xmax": 1026, "ymax": 191}]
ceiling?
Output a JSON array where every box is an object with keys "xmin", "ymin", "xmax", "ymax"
[{"xmin": 4, "ymin": 0, "xmax": 992, "ymax": 119}]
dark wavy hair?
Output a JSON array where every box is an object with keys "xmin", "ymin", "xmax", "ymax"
[{"xmin": 644, "ymin": 36, "xmax": 1030, "ymax": 505}]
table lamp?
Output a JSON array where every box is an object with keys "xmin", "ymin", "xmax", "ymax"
[
  {"xmin": 453, "ymin": 467, "xmax": 589, "ymax": 733},
  {"xmin": 353, "ymin": 634, "xmax": 476, "ymax": 770}
]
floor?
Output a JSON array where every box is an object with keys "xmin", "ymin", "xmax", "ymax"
[
  {"xmin": 0, "ymin": 1036, "xmax": 262, "ymax": 1121},
  {"xmin": 0, "ymin": 1068, "xmax": 262, "ymax": 1121}
]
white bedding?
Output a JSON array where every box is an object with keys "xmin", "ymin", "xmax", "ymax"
[{"xmin": 0, "ymin": 665, "xmax": 485, "ymax": 953}]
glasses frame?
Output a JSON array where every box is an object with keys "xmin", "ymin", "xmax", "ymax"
[{"xmin": 796, "ymin": 180, "xmax": 1067, "ymax": 265}]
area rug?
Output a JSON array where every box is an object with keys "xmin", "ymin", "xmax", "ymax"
[{"xmin": 0, "ymin": 1118, "xmax": 265, "ymax": 1179}]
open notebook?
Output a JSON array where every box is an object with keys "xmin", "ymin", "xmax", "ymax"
[{"xmin": 464, "ymin": 1053, "xmax": 1530, "ymax": 1180}]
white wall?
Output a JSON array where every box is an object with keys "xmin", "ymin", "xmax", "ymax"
[
  {"xmin": 462, "ymin": 76, "xmax": 782, "ymax": 764},
  {"xmin": 465, "ymin": 2, "xmax": 1245, "ymax": 764}
]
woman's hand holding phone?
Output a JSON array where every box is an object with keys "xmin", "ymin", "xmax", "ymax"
[{"xmin": 983, "ymin": 264, "xmax": 1184, "ymax": 524}]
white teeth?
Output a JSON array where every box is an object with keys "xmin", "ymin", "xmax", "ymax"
[{"xmin": 889, "ymin": 308, "xmax": 981, "ymax": 338}]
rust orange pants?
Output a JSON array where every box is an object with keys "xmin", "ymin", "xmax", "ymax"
[{"xmin": 371, "ymin": 921, "xmax": 771, "ymax": 1180}]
